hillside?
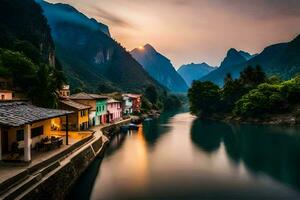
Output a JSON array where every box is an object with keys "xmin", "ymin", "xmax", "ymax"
[
  {"xmin": 201, "ymin": 36, "xmax": 300, "ymax": 86},
  {"xmin": 0, "ymin": 0, "xmax": 65, "ymax": 107},
  {"xmin": 131, "ymin": 44, "xmax": 188, "ymax": 92},
  {"xmin": 177, "ymin": 63, "xmax": 215, "ymax": 87},
  {"xmin": 38, "ymin": 0, "xmax": 163, "ymax": 93}
]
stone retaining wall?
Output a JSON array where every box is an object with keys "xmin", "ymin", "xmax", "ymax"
[{"xmin": 19, "ymin": 120, "xmax": 130, "ymax": 200}]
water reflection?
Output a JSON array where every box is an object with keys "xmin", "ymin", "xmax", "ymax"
[
  {"xmin": 142, "ymin": 110, "xmax": 180, "ymax": 146},
  {"xmin": 71, "ymin": 112, "xmax": 300, "ymax": 200},
  {"xmin": 191, "ymin": 119, "xmax": 300, "ymax": 191}
]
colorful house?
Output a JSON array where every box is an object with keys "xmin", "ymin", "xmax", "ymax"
[
  {"xmin": 70, "ymin": 93, "xmax": 108, "ymax": 126},
  {"xmin": 59, "ymin": 99, "xmax": 91, "ymax": 131},
  {"xmin": 122, "ymin": 94, "xmax": 142, "ymax": 114},
  {"xmin": 0, "ymin": 102, "xmax": 73, "ymax": 162},
  {"xmin": 107, "ymin": 99, "xmax": 123, "ymax": 123}
]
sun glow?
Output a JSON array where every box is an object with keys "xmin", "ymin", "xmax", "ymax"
[{"xmin": 138, "ymin": 46, "xmax": 144, "ymax": 50}]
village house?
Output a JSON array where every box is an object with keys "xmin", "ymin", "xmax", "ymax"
[
  {"xmin": 58, "ymin": 99, "xmax": 91, "ymax": 131},
  {"xmin": 70, "ymin": 93, "xmax": 108, "ymax": 126},
  {"xmin": 59, "ymin": 84, "xmax": 70, "ymax": 98},
  {"xmin": 122, "ymin": 94, "xmax": 142, "ymax": 115},
  {"xmin": 0, "ymin": 102, "xmax": 73, "ymax": 162},
  {"xmin": 106, "ymin": 99, "xmax": 123, "ymax": 123}
]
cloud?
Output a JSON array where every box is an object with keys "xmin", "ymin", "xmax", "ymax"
[{"xmin": 92, "ymin": 7, "xmax": 133, "ymax": 28}]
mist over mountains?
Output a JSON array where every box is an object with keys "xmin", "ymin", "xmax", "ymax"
[
  {"xmin": 38, "ymin": 0, "xmax": 163, "ymax": 93},
  {"xmin": 177, "ymin": 63, "xmax": 215, "ymax": 87}
]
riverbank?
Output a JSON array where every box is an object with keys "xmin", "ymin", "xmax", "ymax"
[
  {"xmin": 0, "ymin": 119, "xmax": 131, "ymax": 200},
  {"xmin": 206, "ymin": 108, "xmax": 300, "ymax": 126}
]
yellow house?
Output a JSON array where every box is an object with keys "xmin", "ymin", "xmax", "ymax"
[
  {"xmin": 59, "ymin": 99, "xmax": 91, "ymax": 131},
  {"xmin": 0, "ymin": 102, "xmax": 73, "ymax": 162}
]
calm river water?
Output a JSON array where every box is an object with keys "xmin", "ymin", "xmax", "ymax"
[{"xmin": 71, "ymin": 111, "xmax": 300, "ymax": 200}]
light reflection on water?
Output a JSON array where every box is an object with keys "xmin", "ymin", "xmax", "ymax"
[{"xmin": 71, "ymin": 112, "xmax": 300, "ymax": 200}]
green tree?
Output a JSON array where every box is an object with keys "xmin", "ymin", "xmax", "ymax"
[
  {"xmin": 188, "ymin": 81, "xmax": 221, "ymax": 117},
  {"xmin": 145, "ymin": 85, "xmax": 158, "ymax": 105},
  {"xmin": 222, "ymin": 73, "xmax": 244, "ymax": 112},
  {"xmin": 240, "ymin": 65, "xmax": 266, "ymax": 88}
]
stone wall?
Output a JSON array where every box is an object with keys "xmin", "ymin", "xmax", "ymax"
[{"xmin": 19, "ymin": 119, "xmax": 130, "ymax": 200}]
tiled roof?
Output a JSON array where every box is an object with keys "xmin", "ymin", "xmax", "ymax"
[
  {"xmin": 70, "ymin": 92, "xmax": 108, "ymax": 100},
  {"xmin": 60, "ymin": 99, "xmax": 91, "ymax": 110},
  {"xmin": 122, "ymin": 94, "xmax": 142, "ymax": 99},
  {"xmin": 107, "ymin": 98, "xmax": 121, "ymax": 103},
  {"xmin": 0, "ymin": 102, "xmax": 73, "ymax": 127}
]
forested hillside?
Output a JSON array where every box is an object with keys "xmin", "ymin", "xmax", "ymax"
[{"xmin": 0, "ymin": 0, "xmax": 65, "ymax": 107}]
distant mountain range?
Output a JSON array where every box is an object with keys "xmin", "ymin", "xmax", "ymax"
[
  {"xmin": 201, "ymin": 35, "xmax": 300, "ymax": 86},
  {"xmin": 177, "ymin": 63, "xmax": 215, "ymax": 86},
  {"xmin": 131, "ymin": 44, "xmax": 188, "ymax": 92},
  {"xmin": 38, "ymin": 0, "xmax": 163, "ymax": 93}
]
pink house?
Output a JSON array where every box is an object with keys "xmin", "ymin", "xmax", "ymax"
[{"xmin": 107, "ymin": 99, "xmax": 122, "ymax": 123}]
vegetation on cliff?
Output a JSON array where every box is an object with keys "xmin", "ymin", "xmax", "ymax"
[{"xmin": 0, "ymin": 0, "xmax": 65, "ymax": 108}]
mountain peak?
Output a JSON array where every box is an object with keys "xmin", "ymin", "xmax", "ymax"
[
  {"xmin": 130, "ymin": 44, "xmax": 188, "ymax": 92},
  {"xmin": 227, "ymin": 48, "xmax": 239, "ymax": 56},
  {"xmin": 144, "ymin": 43, "xmax": 155, "ymax": 50},
  {"xmin": 177, "ymin": 63, "xmax": 215, "ymax": 86},
  {"xmin": 220, "ymin": 48, "xmax": 247, "ymax": 69}
]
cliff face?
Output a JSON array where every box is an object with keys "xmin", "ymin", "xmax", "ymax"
[
  {"xmin": 38, "ymin": 1, "xmax": 162, "ymax": 93},
  {"xmin": 0, "ymin": 0, "xmax": 56, "ymax": 66}
]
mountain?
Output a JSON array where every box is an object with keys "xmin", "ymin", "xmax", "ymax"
[
  {"xmin": 36, "ymin": 0, "xmax": 110, "ymax": 36},
  {"xmin": 239, "ymin": 50, "xmax": 257, "ymax": 61},
  {"xmin": 0, "ymin": 0, "xmax": 66, "ymax": 107},
  {"xmin": 219, "ymin": 48, "xmax": 248, "ymax": 69},
  {"xmin": 38, "ymin": 0, "xmax": 162, "ymax": 93},
  {"xmin": 177, "ymin": 63, "xmax": 215, "ymax": 86},
  {"xmin": 200, "ymin": 48, "xmax": 250, "ymax": 85},
  {"xmin": 201, "ymin": 36, "xmax": 300, "ymax": 86},
  {"xmin": 131, "ymin": 44, "xmax": 188, "ymax": 92},
  {"xmin": 0, "ymin": 0, "xmax": 55, "ymax": 65}
]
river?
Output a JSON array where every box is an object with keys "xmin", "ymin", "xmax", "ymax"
[{"xmin": 71, "ymin": 111, "xmax": 300, "ymax": 200}]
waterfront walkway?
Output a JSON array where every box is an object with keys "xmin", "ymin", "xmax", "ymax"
[{"xmin": 0, "ymin": 118, "xmax": 130, "ymax": 199}]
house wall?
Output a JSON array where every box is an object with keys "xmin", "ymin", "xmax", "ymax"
[
  {"xmin": 78, "ymin": 109, "xmax": 89, "ymax": 130},
  {"xmin": 107, "ymin": 102, "xmax": 122, "ymax": 122},
  {"xmin": 96, "ymin": 99, "xmax": 107, "ymax": 125},
  {"xmin": 123, "ymin": 97, "xmax": 133, "ymax": 114},
  {"xmin": 72, "ymin": 99, "xmax": 97, "ymax": 126},
  {"xmin": 7, "ymin": 119, "xmax": 52, "ymax": 151},
  {"xmin": 132, "ymin": 97, "xmax": 141, "ymax": 113},
  {"xmin": 0, "ymin": 91, "xmax": 12, "ymax": 100},
  {"xmin": 89, "ymin": 111, "xmax": 96, "ymax": 126}
]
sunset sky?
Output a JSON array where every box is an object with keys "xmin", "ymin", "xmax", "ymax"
[{"xmin": 46, "ymin": 0, "xmax": 300, "ymax": 67}]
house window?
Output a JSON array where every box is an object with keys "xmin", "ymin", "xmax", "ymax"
[
  {"xmin": 81, "ymin": 110, "xmax": 86, "ymax": 117},
  {"xmin": 1, "ymin": 95, "xmax": 5, "ymax": 100},
  {"xmin": 16, "ymin": 129, "xmax": 24, "ymax": 141},
  {"xmin": 31, "ymin": 126, "xmax": 44, "ymax": 138}
]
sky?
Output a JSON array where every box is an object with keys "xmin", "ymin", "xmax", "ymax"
[{"xmin": 47, "ymin": 0, "xmax": 300, "ymax": 68}]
